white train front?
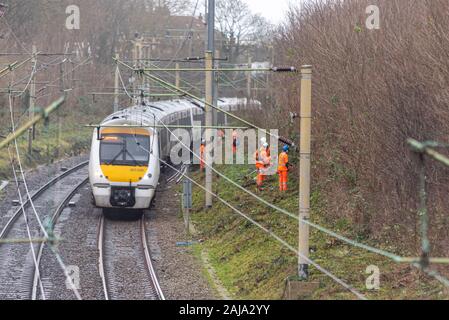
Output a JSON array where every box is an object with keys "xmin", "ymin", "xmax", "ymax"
[{"xmin": 89, "ymin": 98, "xmax": 252, "ymax": 214}]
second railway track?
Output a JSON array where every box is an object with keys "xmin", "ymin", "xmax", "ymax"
[
  {"xmin": 0, "ymin": 161, "xmax": 89, "ymax": 299},
  {"xmin": 98, "ymin": 214, "xmax": 165, "ymax": 300}
]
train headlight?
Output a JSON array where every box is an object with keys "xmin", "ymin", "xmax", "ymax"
[
  {"xmin": 147, "ymin": 173, "xmax": 152, "ymax": 178},
  {"xmin": 94, "ymin": 183, "xmax": 110, "ymax": 189},
  {"xmin": 137, "ymin": 185, "xmax": 154, "ymax": 190}
]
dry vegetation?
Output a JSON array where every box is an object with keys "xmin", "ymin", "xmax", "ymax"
[
  {"xmin": 268, "ymin": 0, "xmax": 449, "ymax": 256},
  {"xmin": 0, "ymin": 1, "xmax": 194, "ymax": 176}
]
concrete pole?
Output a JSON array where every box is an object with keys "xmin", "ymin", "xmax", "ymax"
[
  {"xmin": 114, "ymin": 53, "xmax": 120, "ymax": 113},
  {"xmin": 138, "ymin": 39, "xmax": 144, "ymax": 103},
  {"xmin": 298, "ymin": 65, "xmax": 312, "ymax": 279},
  {"xmin": 56, "ymin": 60, "xmax": 65, "ymax": 159},
  {"xmin": 205, "ymin": 51, "xmax": 213, "ymax": 208},
  {"xmin": 175, "ymin": 62, "xmax": 180, "ymax": 89},
  {"xmin": 140, "ymin": 37, "xmax": 147, "ymax": 93},
  {"xmin": 71, "ymin": 59, "xmax": 76, "ymax": 88},
  {"xmin": 133, "ymin": 38, "xmax": 141, "ymax": 104},
  {"xmin": 28, "ymin": 45, "xmax": 37, "ymax": 156},
  {"xmin": 246, "ymin": 56, "xmax": 252, "ymax": 107}
]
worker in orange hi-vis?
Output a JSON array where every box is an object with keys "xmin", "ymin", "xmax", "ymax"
[
  {"xmin": 260, "ymin": 137, "xmax": 271, "ymax": 157},
  {"xmin": 278, "ymin": 145, "xmax": 290, "ymax": 191},
  {"xmin": 232, "ymin": 129, "xmax": 238, "ymax": 154},
  {"xmin": 255, "ymin": 142, "xmax": 271, "ymax": 191},
  {"xmin": 200, "ymin": 139, "xmax": 206, "ymax": 171},
  {"xmin": 217, "ymin": 129, "xmax": 225, "ymax": 149}
]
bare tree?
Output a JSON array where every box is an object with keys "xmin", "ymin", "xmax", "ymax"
[{"xmin": 215, "ymin": 0, "xmax": 272, "ymax": 63}]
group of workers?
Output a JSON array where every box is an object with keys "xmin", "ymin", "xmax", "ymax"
[
  {"xmin": 199, "ymin": 131, "xmax": 291, "ymax": 192},
  {"xmin": 254, "ymin": 137, "xmax": 290, "ymax": 192}
]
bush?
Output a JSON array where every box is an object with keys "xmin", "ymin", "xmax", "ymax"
[{"xmin": 272, "ymin": 0, "xmax": 449, "ymax": 255}]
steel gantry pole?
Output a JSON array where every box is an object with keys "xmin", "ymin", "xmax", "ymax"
[
  {"xmin": 205, "ymin": 51, "xmax": 213, "ymax": 208},
  {"xmin": 246, "ymin": 56, "xmax": 252, "ymax": 105},
  {"xmin": 204, "ymin": 0, "xmax": 215, "ymax": 208},
  {"xmin": 28, "ymin": 45, "xmax": 37, "ymax": 156},
  {"xmin": 114, "ymin": 53, "xmax": 120, "ymax": 113},
  {"xmin": 298, "ymin": 65, "xmax": 312, "ymax": 279}
]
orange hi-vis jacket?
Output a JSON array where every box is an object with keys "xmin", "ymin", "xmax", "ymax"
[
  {"xmin": 200, "ymin": 144, "xmax": 206, "ymax": 169},
  {"xmin": 255, "ymin": 148, "xmax": 271, "ymax": 170},
  {"xmin": 278, "ymin": 151, "xmax": 289, "ymax": 172},
  {"xmin": 254, "ymin": 146, "xmax": 271, "ymax": 162}
]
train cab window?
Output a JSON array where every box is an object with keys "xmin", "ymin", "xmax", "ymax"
[{"xmin": 100, "ymin": 134, "xmax": 150, "ymax": 166}]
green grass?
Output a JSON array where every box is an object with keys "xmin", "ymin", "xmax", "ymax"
[
  {"xmin": 0, "ymin": 116, "xmax": 96, "ymax": 179},
  {"xmin": 0, "ymin": 94, "xmax": 112, "ymax": 179},
  {"xmin": 186, "ymin": 160, "xmax": 449, "ymax": 300}
]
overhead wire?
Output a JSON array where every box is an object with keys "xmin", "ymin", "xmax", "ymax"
[
  {"xmin": 8, "ymin": 56, "xmax": 57, "ymax": 87},
  {"xmin": 13, "ymin": 55, "xmax": 37, "ymax": 97},
  {"xmin": 149, "ymin": 111, "xmax": 449, "ymax": 293},
  {"xmin": 150, "ymin": 110, "xmax": 449, "ymax": 268},
  {"xmin": 134, "ymin": 137, "xmax": 366, "ymax": 300},
  {"xmin": 117, "ymin": 67, "xmax": 133, "ymax": 100},
  {"xmin": 6, "ymin": 145, "xmax": 47, "ymax": 300},
  {"xmin": 1, "ymin": 18, "xmax": 30, "ymax": 54},
  {"xmin": 162, "ymin": 0, "xmax": 201, "ymax": 68},
  {"xmin": 116, "ymin": 41, "xmax": 449, "ymax": 292},
  {"xmin": 5, "ymin": 66, "xmax": 83, "ymax": 301},
  {"xmin": 148, "ymin": 61, "xmax": 205, "ymax": 95},
  {"xmin": 134, "ymin": 66, "xmax": 449, "ymax": 263}
]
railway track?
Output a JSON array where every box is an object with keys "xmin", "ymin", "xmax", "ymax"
[
  {"xmin": 31, "ymin": 177, "xmax": 89, "ymax": 300},
  {"xmin": 0, "ymin": 161, "xmax": 89, "ymax": 299},
  {"xmin": 98, "ymin": 214, "xmax": 165, "ymax": 300}
]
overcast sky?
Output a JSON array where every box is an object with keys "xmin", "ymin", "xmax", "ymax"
[{"xmin": 244, "ymin": 0, "xmax": 295, "ymax": 24}]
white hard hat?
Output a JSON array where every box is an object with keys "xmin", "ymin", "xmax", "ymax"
[{"xmin": 260, "ymin": 137, "xmax": 267, "ymax": 144}]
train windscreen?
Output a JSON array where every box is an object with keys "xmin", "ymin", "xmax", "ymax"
[{"xmin": 100, "ymin": 134, "xmax": 150, "ymax": 166}]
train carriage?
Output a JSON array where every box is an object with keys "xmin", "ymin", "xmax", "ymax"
[{"xmin": 89, "ymin": 98, "xmax": 254, "ymax": 215}]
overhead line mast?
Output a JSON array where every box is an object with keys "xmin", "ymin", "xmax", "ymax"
[{"xmin": 204, "ymin": 0, "xmax": 215, "ymax": 208}]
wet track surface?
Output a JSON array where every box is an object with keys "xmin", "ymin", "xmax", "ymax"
[
  {"xmin": 0, "ymin": 157, "xmax": 215, "ymax": 300},
  {"xmin": 0, "ymin": 163, "xmax": 89, "ymax": 299},
  {"xmin": 100, "ymin": 215, "xmax": 161, "ymax": 300}
]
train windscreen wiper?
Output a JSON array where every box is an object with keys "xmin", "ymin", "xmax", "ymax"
[
  {"xmin": 106, "ymin": 149, "xmax": 124, "ymax": 166},
  {"xmin": 124, "ymin": 150, "xmax": 140, "ymax": 166}
]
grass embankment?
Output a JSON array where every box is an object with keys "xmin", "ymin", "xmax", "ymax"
[
  {"xmin": 0, "ymin": 117, "xmax": 96, "ymax": 179},
  {"xmin": 0, "ymin": 95, "xmax": 110, "ymax": 179},
  {"xmin": 187, "ymin": 158, "xmax": 449, "ymax": 300}
]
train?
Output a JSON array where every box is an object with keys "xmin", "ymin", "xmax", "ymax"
[{"xmin": 88, "ymin": 98, "xmax": 257, "ymax": 215}]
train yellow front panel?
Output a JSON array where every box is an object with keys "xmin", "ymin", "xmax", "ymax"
[{"xmin": 100, "ymin": 165, "xmax": 148, "ymax": 183}]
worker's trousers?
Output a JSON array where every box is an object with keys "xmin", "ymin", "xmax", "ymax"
[
  {"xmin": 257, "ymin": 172, "xmax": 266, "ymax": 187},
  {"xmin": 278, "ymin": 170, "xmax": 288, "ymax": 191},
  {"xmin": 200, "ymin": 153, "xmax": 205, "ymax": 170}
]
